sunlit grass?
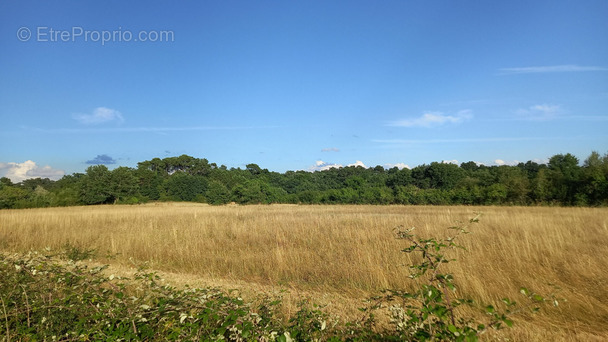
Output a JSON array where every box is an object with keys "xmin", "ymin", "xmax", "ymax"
[{"xmin": 1, "ymin": 203, "xmax": 607, "ymax": 341}]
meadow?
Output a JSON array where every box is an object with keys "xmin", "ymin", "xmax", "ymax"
[{"xmin": 1, "ymin": 203, "xmax": 607, "ymax": 341}]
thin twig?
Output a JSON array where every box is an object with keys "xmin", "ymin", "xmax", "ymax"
[
  {"xmin": 1, "ymin": 295, "xmax": 10, "ymax": 341},
  {"xmin": 20, "ymin": 286, "xmax": 30, "ymax": 329}
]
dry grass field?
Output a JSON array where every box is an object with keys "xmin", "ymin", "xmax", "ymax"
[{"xmin": 1, "ymin": 203, "xmax": 607, "ymax": 341}]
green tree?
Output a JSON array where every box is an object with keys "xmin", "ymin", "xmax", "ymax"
[
  {"xmin": 134, "ymin": 168, "xmax": 164, "ymax": 200},
  {"xmin": 0, "ymin": 177, "xmax": 13, "ymax": 187},
  {"xmin": 581, "ymin": 151, "xmax": 608, "ymax": 205},
  {"xmin": 80, "ymin": 165, "xmax": 114, "ymax": 205},
  {"xmin": 138, "ymin": 155, "xmax": 212, "ymax": 176},
  {"xmin": 246, "ymin": 163, "xmax": 265, "ymax": 176},
  {"xmin": 0, "ymin": 186, "xmax": 28, "ymax": 209},
  {"xmin": 205, "ymin": 180, "xmax": 231, "ymax": 205},
  {"xmin": 459, "ymin": 161, "xmax": 479, "ymax": 172},
  {"xmin": 495, "ymin": 166, "xmax": 530, "ymax": 205},
  {"xmin": 165, "ymin": 172, "xmax": 207, "ymax": 201},
  {"xmin": 453, "ymin": 177, "xmax": 484, "ymax": 205},
  {"xmin": 547, "ymin": 153, "xmax": 581, "ymax": 204},
  {"xmin": 386, "ymin": 167, "xmax": 413, "ymax": 189},
  {"xmin": 20, "ymin": 177, "xmax": 55, "ymax": 191},
  {"xmin": 411, "ymin": 165, "xmax": 431, "ymax": 189},
  {"xmin": 29, "ymin": 185, "xmax": 53, "ymax": 207},
  {"xmin": 345, "ymin": 176, "xmax": 366, "ymax": 190},
  {"xmin": 109, "ymin": 167, "xmax": 139, "ymax": 203},
  {"xmin": 485, "ymin": 183, "xmax": 508, "ymax": 204},
  {"xmin": 51, "ymin": 174, "xmax": 83, "ymax": 206},
  {"xmin": 530, "ymin": 168, "xmax": 551, "ymax": 204}
]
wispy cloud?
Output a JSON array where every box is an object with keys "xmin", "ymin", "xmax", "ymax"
[
  {"xmin": 85, "ymin": 154, "xmax": 117, "ymax": 165},
  {"xmin": 321, "ymin": 147, "xmax": 340, "ymax": 152},
  {"xmin": 73, "ymin": 107, "xmax": 124, "ymax": 125},
  {"xmin": 0, "ymin": 160, "xmax": 65, "ymax": 182},
  {"xmin": 515, "ymin": 104, "xmax": 561, "ymax": 121},
  {"xmin": 373, "ymin": 136, "xmax": 553, "ymax": 144},
  {"xmin": 559, "ymin": 115, "xmax": 608, "ymax": 121},
  {"xmin": 389, "ymin": 110, "xmax": 472, "ymax": 128},
  {"xmin": 21, "ymin": 125, "xmax": 278, "ymax": 134},
  {"xmin": 308, "ymin": 160, "xmax": 367, "ymax": 172},
  {"xmin": 499, "ymin": 64, "xmax": 608, "ymax": 75}
]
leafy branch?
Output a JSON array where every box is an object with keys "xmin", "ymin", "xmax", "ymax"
[{"xmin": 358, "ymin": 214, "xmax": 559, "ymax": 341}]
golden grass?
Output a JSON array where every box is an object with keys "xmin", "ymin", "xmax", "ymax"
[{"xmin": 1, "ymin": 203, "xmax": 607, "ymax": 341}]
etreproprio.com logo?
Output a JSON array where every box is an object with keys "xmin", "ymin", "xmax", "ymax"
[{"xmin": 17, "ymin": 26, "xmax": 174, "ymax": 45}]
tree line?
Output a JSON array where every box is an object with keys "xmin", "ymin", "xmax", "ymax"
[{"xmin": 1, "ymin": 152, "xmax": 607, "ymax": 209}]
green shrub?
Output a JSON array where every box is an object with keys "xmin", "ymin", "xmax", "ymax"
[{"xmin": 0, "ymin": 251, "xmax": 285, "ymax": 341}]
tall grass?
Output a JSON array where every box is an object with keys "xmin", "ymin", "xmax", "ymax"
[{"xmin": 1, "ymin": 203, "xmax": 607, "ymax": 340}]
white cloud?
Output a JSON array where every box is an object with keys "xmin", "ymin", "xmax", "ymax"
[
  {"xmin": 0, "ymin": 160, "xmax": 65, "ymax": 182},
  {"xmin": 73, "ymin": 107, "xmax": 124, "ymax": 125},
  {"xmin": 347, "ymin": 160, "xmax": 367, "ymax": 168},
  {"xmin": 493, "ymin": 159, "xmax": 520, "ymax": 166},
  {"xmin": 321, "ymin": 147, "xmax": 340, "ymax": 152},
  {"xmin": 308, "ymin": 160, "xmax": 368, "ymax": 171},
  {"xmin": 516, "ymin": 104, "xmax": 560, "ymax": 121},
  {"xmin": 532, "ymin": 158, "xmax": 549, "ymax": 165},
  {"xmin": 442, "ymin": 160, "xmax": 459, "ymax": 165},
  {"xmin": 309, "ymin": 160, "xmax": 342, "ymax": 172},
  {"xmin": 499, "ymin": 65, "xmax": 608, "ymax": 75},
  {"xmin": 384, "ymin": 163, "xmax": 410, "ymax": 169},
  {"xmin": 389, "ymin": 110, "xmax": 473, "ymax": 128}
]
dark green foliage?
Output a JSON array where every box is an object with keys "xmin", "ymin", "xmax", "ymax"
[
  {"xmin": 137, "ymin": 155, "xmax": 213, "ymax": 176},
  {"xmin": 425, "ymin": 162, "xmax": 466, "ymax": 190},
  {"xmin": 386, "ymin": 167, "xmax": 413, "ymax": 189},
  {"xmin": 165, "ymin": 172, "xmax": 207, "ymax": 202},
  {"xmin": 205, "ymin": 180, "xmax": 232, "ymax": 205},
  {"xmin": 0, "ymin": 177, "xmax": 13, "ymax": 187},
  {"xmin": 0, "ymin": 252, "xmax": 286, "ymax": 341},
  {"xmin": 547, "ymin": 153, "xmax": 582, "ymax": 204},
  {"xmin": 0, "ymin": 186, "xmax": 28, "ymax": 209},
  {"xmin": 1, "ymin": 151, "xmax": 607, "ymax": 209},
  {"xmin": 80, "ymin": 165, "xmax": 114, "ymax": 204}
]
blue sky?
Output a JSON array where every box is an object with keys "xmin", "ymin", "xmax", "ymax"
[{"xmin": 1, "ymin": 0, "xmax": 607, "ymax": 181}]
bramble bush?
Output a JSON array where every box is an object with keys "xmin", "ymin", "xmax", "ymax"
[{"xmin": 0, "ymin": 250, "xmax": 288, "ymax": 341}]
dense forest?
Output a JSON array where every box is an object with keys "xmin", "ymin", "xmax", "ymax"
[{"xmin": 1, "ymin": 151, "xmax": 607, "ymax": 209}]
